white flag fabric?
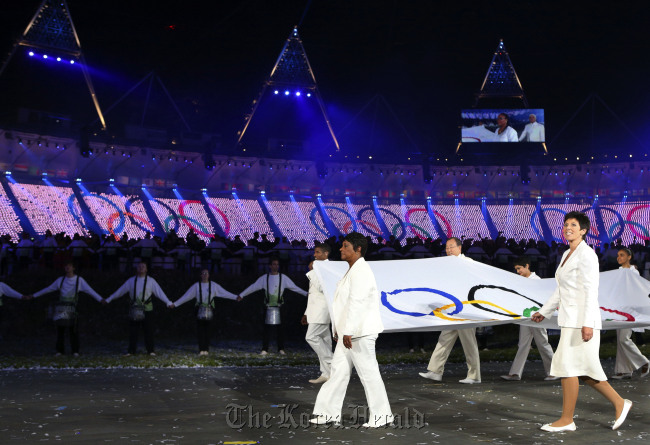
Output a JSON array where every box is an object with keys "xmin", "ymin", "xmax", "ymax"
[{"xmin": 313, "ymin": 257, "xmax": 650, "ymax": 333}]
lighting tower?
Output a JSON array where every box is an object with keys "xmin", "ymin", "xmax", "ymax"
[
  {"xmin": 237, "ymin": 26, "xmax": 340, "ymax": 152},
  {"xmin": 474, "ymin": 39, "xmax": 528, "ymax": 107},
  {"xmin": 0, "ymin": 0, "xmax": 106, "ymax": 129}
]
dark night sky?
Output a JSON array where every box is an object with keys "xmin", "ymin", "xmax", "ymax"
[{"xmin": 1, "ymin": 0, "xmax": 649, "ymax": 158}]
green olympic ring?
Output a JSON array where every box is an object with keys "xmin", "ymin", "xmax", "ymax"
[
  {"xmin": 164, "ymin": 214, "xmax": 209, "ymax": 235},
  {"xmin": 392, "ymin": 222, "xmax": 432, "ymax": 239}
]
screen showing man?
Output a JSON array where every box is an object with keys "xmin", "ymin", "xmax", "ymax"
[{"xmin": 461, "ymin": 109, "xmax": 545, "ymax": 143}]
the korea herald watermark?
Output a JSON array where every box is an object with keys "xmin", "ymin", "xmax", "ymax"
[{"xmin": 226, "ymin": 403, "xmax": 425, "ymax": 429}]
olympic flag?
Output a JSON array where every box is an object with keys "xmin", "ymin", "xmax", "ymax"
[{"xmin": 313, "ymin": 257, "xmax": 650, "ymax": 333}]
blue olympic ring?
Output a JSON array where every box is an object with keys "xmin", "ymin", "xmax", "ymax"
[
  {"xmin": 357, "ymin": 206, "xmax": 406, "ymax": 240},
  {"xmin": 83, "ymin": 193, "xmax": 126, "ymax": 234},
  {"xmin": 579, "ymin": 206, "xmax": 625, "ymax": 243},
  {"xmin": 309, "ymin": 206, "xmax": 357, "ymax": 237},
  {"xmin": 530, "ymin": 207, "xmax": 566, "ymax": 242},
  {"xmin": 381, "ymin": 288, "xmax": 463, "ymax": 317},
  {"xmin": 68, "ymin": 194, "xmax": 88, "ymax": 231},
  {"xmin": 126, "ymin": 197, "xmax": 179, "ymax": 233}
]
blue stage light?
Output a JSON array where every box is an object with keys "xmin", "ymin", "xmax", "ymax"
[
  {"xmin": 274, "ymin": 90, "xmax": 279, "ymax": 95},
  {"xmin": 28, "ymin": 51, "xmax": 34, "ymax": 57},
  {"xmin": 56, "ymin": 57, "xmax": 61, "ymax": 62},
  {"xmin": 75, "ymin": 178, "xmax": 82, "ymax": 183},
  {"xmin": 284, "ymin": 90, "xmax": 290, "ymax": 95},
  {"xmin": 43, "ymin": 54, "xmax": 48, "ymax": 59},
  {"xmin": 70, "ymin": 60, "xmax": 75, "ymax": 64},
  {"xmin": 306, "ymin": 93, "xmax": 311, "ymax": 97},
  {"xmin": 295, "ymin": 91, "xmax": 301, "ymax": 96}
]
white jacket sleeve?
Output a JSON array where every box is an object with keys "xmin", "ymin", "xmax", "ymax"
[
  {"xmin": 578, "ymin": 250, "xmax": 601, "ymax": 328},
  {"xmin": 212, "ymin": 282, "xmax": 238, "ymax": 300},
  {"xmin": 78, "ymin": 277, "xmax": 103, "ymax": 302},
  {"xmin": 0, "ymin": 282, "xmax": 23, "ymax": 299},
  {"xmin": 149, "ymin": 279, "xmax": 172, "ymax": 306},
  {"xmin": 107, "ymin": 278, "xmax": 132, "ymax": 303},
  {"xmin": 174, "ymin": 283, "xmax": 199, "ymax": 307},
  {"xmin": 239, "ymin": 275, "xmax": 266, "ymax": 298},
  {"xmin": 281, "ymin": 275, "xmax": 307, "ymax": 296},
  {"xmin": 342, "ymin": 268, "xmax": 369, "ymax": 336},
  {"xmin": 33, "ymin": 278, "xmax": 64, "ymax": 298}
]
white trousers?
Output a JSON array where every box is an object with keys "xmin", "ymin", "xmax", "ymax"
[
  {"xmin": 427, "ymin": 328, "xmax": 480, "ymax": 381},
  {"xmin": 305, "ymin": 322, "xmax": 333, "ymax": 377},
  {"xmin": 508, "ymin": 326, "xmax": 554, "ymax": 377},
  {"xmin": 313, "ymin": 334, "xmax": 392, "ymax": 426},
  {"xmin": 614, "ymin": 329, "xmax": 649, "ymax": 374}
]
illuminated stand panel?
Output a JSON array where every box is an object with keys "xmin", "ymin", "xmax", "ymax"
[
  {"xmin": 487, "ymin": 204, "xmax": 539, "ymax": 240},
  {"xmin": 537, "ymin": 202, "xmax": 650, "ymax": 245},
  {"xmin": 8, "ymin": 182, "xmax": 87, "ymax": 237},
  {"xmin": 382, "ymin": 203, "xmax": 440, "ymax": 242},
  {"xmin": 429, "ymin": 204, "xmax": 491, "ymax": 240},
  {"xmin": 149, "ymin": 198, "xmax": 215, "ymax": 242},
  {"xmin": 83, "ymin": 193, "xmax": 150, "ymax": 240},
  {"xmin": 206, "ymin": 197, "xmax": 274, "ymax": 243},
  {"xmin": 0, "ymin": 183, "xmax": 25, "ymax": 241},
  {"xmin": 264, "ymin": 199, "xmax": 319, "ymax": 246}
]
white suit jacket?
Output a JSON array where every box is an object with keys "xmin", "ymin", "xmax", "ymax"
[
  {"xmin": 518, "ymin": 122, "xmax": 545, "ymax": 142},
  {"xmin": 539, "ymin": 241, "xmax": 601, "ymax": 329},
  {"xmin": 305, "ymin": 261, "xmax": 331, "ymax": 324},
  {"xmin": 331, "ymin": 257, "xmax": 384, "ymax": 338}
]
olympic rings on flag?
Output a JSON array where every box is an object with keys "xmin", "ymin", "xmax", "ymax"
[
  {"xmin": 381, "ymin": 288, "xmax": 464, "ymax": 317},
  {"xmin": 466, "ymin": 284, "xmax": 544, "ymax": 318}
]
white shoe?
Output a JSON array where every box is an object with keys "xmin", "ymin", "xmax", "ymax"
[
  {"xmin": 420, "ymin": 348, "xmax": 426, "ymax": 353},
  {"xmin": 149, "ymin": 352, "xmax": 156, "ymax": 356},
  {"xmin": 419, "ymin": 371, "xmax": 442, "ymax": 381},
  {"xmin": 259, "ymin": 350, "xmax": 268, "ymax": 356},
  {"xmin": 362, "ymin": 415, "xmax": 394, "ymax": 428},
  {"xmin": 409, "ymin": 348, "xmax": 415, "ymax": 353},
  {"xmin": 612, "ymin": 399, "xmax": 633, "ymax": 430},
  {"xmin": 309, "ymin": 375, "xmax": 329, "ymax": 384},
  {"xmin": 279, "ymin": 350, "xmax": 286, "ymax": 355},
  {"xmin": 459, "ymin": 378, "xmax": 481, "ymax": 384},
  {"xmin": 544, "ymin": 375, "xmax": 560, "ymax": 381},
  {"xmin": 611, "ymin": 373, "xmax": 632, "ymax": 380},
  {"xmin": 309, "ymin": 414, "xmax": 338, "ymax": 425},
  {"xmin": 540, "ymin": 422, "xmax": 576, "ymax": 432},
  {"xmin": 55, "ymin": 352, "xmax": 63, "ymax": 357},
  {"xmin": 73, "ymin": 353, "xmax": 80, "ymax": 357},
  {"xmin": 500, "ymin": 374, "xmax": 520, "ymax": 381}
]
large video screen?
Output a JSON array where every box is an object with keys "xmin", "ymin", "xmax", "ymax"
[{"xmin": 461, "ymin": 109, "xmax": 545, "ymax": 143}]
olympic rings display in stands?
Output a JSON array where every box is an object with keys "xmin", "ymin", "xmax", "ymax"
[{"xmin": 107, "ymin": 211, "xmax": 154, "ymax": 240}]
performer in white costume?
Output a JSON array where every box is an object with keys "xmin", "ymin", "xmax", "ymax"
[
  {"xmin": 501, "ymin": 256, "xmax": 557, "ymax": 381},
  {"xmin": 518, "ymin": 114, "xmax": 545, "ymax": 142},
  {"xmin": 494, "ymin": 112, "xmax": 518, "ymax": 142},
  {"xmin": 301, "ymin": 243, "xmax": 333, "ymax": 384},
  {"xmin": 105, "ymin": 262, "xmax": 174, "ymax": 355},
  {"xmin": 239, "ymin": 258, "xmax": 307, "ymax": 355},
  {"xmin": 33, "ymin": 261, "xmax": 104, "ymax": 356},
  {"xmin": 420, "ymin": 237, "xmax": 481, "ymax": 384},
  {"xmin": 532, "ymin": 212, "xmax": 632, "ymax": 432},
  {"xmin": 174, "ymin": 269, "xmax": 241, "ymax": 355},
  {"xmin": 611, "ymin": 247, "xmax": 649, "ymax": 379},
  {"xmin": 311, "ymin": 232, "xmax": 393, "ymax": 428}
]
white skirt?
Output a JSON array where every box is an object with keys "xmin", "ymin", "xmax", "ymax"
[{"xmin": 550, "ymin": 327, "xmax": 607, "ymax": 381}]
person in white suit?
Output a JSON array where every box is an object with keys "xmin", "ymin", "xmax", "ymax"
[
  {"xmin": 611, "ymin": 247, "xmax": 649, "ymax": 379},
  {"xmin": 420, "ymin": 237, "xmax": 481, "ymax": 384},
  {"xmin": 311, "ymin": 232, "xmax": 393, "ymax": 428},
  {"xmin": 501, "ymin": 256, "xmax": 557, "ymax": 381},
  {"xmin": 301, "ymin": 243, "xmax": 333, "ymax": 384},
  {"xmin": 532, "ymin": 212, "xmax": 632, "ymax": 432},
  {"xmin": 518, "ymin": 114, "xmax": 545, "ymax": 142}
]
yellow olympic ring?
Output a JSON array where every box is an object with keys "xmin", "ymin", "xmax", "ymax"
[{"xmin": 432, "ymin": 300, "xmax": 521, "ymax": 322}]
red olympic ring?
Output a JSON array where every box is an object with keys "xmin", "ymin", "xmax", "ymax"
[
  {"xmin": 205, "ymin": 202, "xmax": 231, "ymax": 236},
  {"xmin": 107, "ymin": 211, "xmax": 155, "ymax": 241},
  {"xmin": 178, "ymin": 200, "xmax": 214, "ymax": 238},
  {"xmin": 626, "ymin": 204, "xmax": 650, "ymax": 240},
  {"xmin": 600, "ymin": 306, "xmax": 635, "ymax": 322},
  {"xmin": 342, "ymin": 219, "xmax": 382, "ymax": 234},
  {"xmin": 405, "ymin": 208, "xmax": 452, "ymax": 239}
]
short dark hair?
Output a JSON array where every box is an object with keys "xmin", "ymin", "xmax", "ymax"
[
  {"xmin": 314, "ymin": 243, "xmax": 331, "ymax": 254},
  {"xmin": 343, "ymin": 231, "xmax": 367, "ymax": 257},
  {"xmin": 447, "ymin": 237, "xmax": 462, "ymax": 248},
  {"xmin": 564, "ymin": 211, "xmax": 590, "ymax": 240},
  {"xmin": 513, "ymin": 256, "xmax": 530, "ymax": 268}
]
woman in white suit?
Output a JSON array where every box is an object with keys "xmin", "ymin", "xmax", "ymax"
[
  {"xmin": 310, "ymin": 232, "xmax": 393, "ymax": 428},
  {"xmin": 532, "ymin": 212, "xmax": 632, "ymax": 432}
]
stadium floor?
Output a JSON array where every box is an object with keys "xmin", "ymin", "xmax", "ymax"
[{"xmin": 1, "ymin": 361, "xmax": 648, "ymax": 444}]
